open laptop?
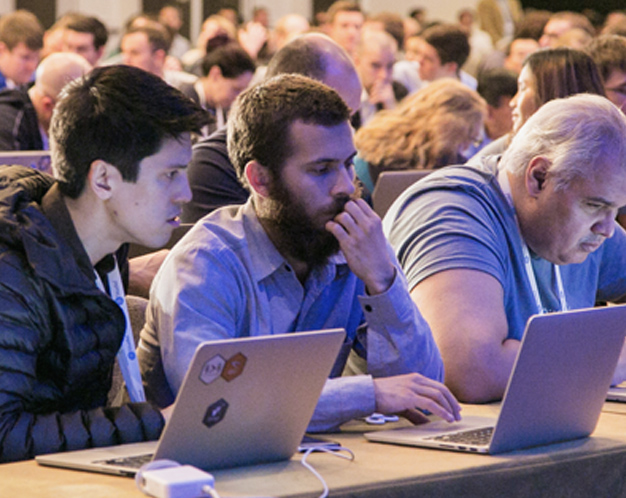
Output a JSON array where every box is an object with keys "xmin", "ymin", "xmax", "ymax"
[
  {"xmin": 607, "ymin": 385, "xmax": 626, "ymax": 402},
  {"xmin": 366, "ymin": 305, "xmax": 626, "ymax": 454},
  {"xmin": 37, "ymin": 329, "xmax": 345, "ymax": 476},
  {"xmin": 0, "ymin": 150, "xmax": 51, "ymax": 174}
]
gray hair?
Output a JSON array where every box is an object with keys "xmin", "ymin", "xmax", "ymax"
[{"xmin": 502, "ymin": 94, "xmax": 626, "ymax": 190}]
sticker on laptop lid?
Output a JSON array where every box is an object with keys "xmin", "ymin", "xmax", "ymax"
[
  {"xmin": 203, "ymin": 398, "xmax": 229, "ymax": 429},
  {"xmin": 221, "ymin": 352, "xmax": 247, "ymax": 381},
  {"xmin": 200, "ymin": 354, "xmax": 226, "ymax": 385}
]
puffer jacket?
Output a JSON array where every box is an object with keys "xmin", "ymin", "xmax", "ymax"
[
  {"xmin": 0, "ymin": 165, "xmax": 163, "ymax": 463},
  {"xmin": 0, "ymin": 86, "xmax": 43, "ymax": 151}
]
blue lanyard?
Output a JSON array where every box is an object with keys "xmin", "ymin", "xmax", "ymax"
[
  {"xmin": 94, "ymin": 257, "xmax": 146, "ymax": 402},
  {"xmin": 497, "ymin": 168, "xmax": 568, "ymax": 314}
]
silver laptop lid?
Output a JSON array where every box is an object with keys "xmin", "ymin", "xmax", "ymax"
[
  {"xmin": 490, "ymin": 305, "xmax": 626, "ymax": 453},
  {"xmin": 154, "ymin": 329, "xmax": 345, "ymax": 469}
]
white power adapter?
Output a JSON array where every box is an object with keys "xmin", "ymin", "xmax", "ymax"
[{"xmin": 135, "ymin": 460, "xmax": 218, "ymax": 498}]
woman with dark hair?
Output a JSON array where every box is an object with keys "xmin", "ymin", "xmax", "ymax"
[
  {"xmin": 181, "ymin": 38, "xmax": 256, "ymax": 136},
  {"xmin": 472, "ymin": 47, "xmax": 605, "ymax": 160}
]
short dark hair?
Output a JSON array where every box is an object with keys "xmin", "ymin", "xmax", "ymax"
[
  {"xmin": 51, "ymin": 65, "xmax": 209, "ymax": 198},
  {"xmin": 227, "ymin": 74, "xmax": 350, "ymax": 183},
  {"xmin": 0, "ymin": 10, "xmax": 43, "ymax": 50},
  {"xmin": 201, "ymin": 41, "xmax": 256, "ymax": 78},
  {"xmin": 422, "ymin": 23, "xmax": 470, "ymax": 69},
  {"xmin": 125, "ymin": 24, "xmax": 172, "ymax": 53},
  {"xmin": 477, "ymin": 69, "xmax": 518, "ymax": 108},
  {"xmin": 66, "ymin": 14, "xmax": 109, "ymax": 50}
]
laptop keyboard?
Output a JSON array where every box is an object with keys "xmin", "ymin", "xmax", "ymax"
[
  {"xmin": 425, "ymin": 427, "xmax": 494, "ymax": 445},
  {"xmin": 95, "ymin": 453, "xmax": 154, "ymax": 469}
]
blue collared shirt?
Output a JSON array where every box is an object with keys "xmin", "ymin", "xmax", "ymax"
[{"xmin": 142, "ymin": 200, "xmax": 443, "ymax": 431}]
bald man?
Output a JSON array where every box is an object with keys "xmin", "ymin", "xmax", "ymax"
[
  {"xmin": 181, "ymin": 32, "xmax": 362, "ymax": 222},
  {"xmin": 0, "ymin": 52, "xmax": 91, "ymax": 151}
]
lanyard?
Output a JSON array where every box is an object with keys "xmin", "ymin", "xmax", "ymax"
[
  {"xmin": 497, "ymin": 168, "xmax": 568, "ymax": 314},
  {"xmin": 94, "ymin": 258, "xmax": 146, "ymax": 402}
]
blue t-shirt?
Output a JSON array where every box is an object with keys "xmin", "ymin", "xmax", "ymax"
[{"xmin": 383, "ymin": 156, "xmax": 626, "ymax": 341}]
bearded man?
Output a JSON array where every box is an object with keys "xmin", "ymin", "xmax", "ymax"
[{"xmin": 138, "ymin": 74, "xmax": 460, "ymax": 432}]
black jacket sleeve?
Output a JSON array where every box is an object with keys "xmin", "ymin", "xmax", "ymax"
[{"xmin": 0, "ymin": 255, "xmax": 164, "ymax": 463}]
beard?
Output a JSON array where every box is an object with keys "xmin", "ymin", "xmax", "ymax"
[{"xmin": 259, "ymin": 175, "xmax": 360, "ymax": 268}]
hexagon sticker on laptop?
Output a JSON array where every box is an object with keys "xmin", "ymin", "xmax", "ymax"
[
  {"xmin": 221, "ymin": 352, "xmax": 247, "ymax": 381},
  {"xmin": 199, "ymin": 354, "xmax": 226, "ymax": 385},
  {"xmin": 203, "ymin": 398, "xmax": 229, "ymax": 429}
]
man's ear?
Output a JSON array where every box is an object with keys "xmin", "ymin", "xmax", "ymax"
[
  {"xmin": 207, "ymin": 65, "xmax": 223, "ymax": 81},
  {"xmin": 41, "ymin": 95, "xmax": 55, "ymax": 115},
  {"xmin": 245, "ymin": 160, "xmax": 271, "ymax": 197},
  {"xmin": 87, "ymin": 160, "xmax": 120, "ymax": 200},
  {"xmin": 443, "ymin": 61, "xmax": 458, "ymax": 76},
  {"xmin": 525, "ymin": 156, "xmax": 550, "ymax": 197}
]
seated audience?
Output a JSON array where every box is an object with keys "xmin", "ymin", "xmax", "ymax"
[
  {"xmin": 0, "ymin": 65, "xmax": 208, "ymax": 463},
  {"xmin": 179, "ymin": 39, "xmax": 255, "ymax": 137},
  {"xmin": 472, "ymin": 47, "xmax": 605, "ymax": 160},
  {"xmin": 466, "ymin": 68, "xmax": 517, "ymax": 156},
  {"xmin": 538, "ymin": 11, "xmax": 595, "ymax": 48},
  {"xmin": 457, "ymin": 8, "xmax": 493, "ymax": 78},
  {"xmin": 408, "ymin": 24, "xmax": 475, "ymax": 89},
  {"xmin": 352, "ymin": 30, "xmax": 405, "ymax": 129},
  {"xmin": 270, "ymin": 13, "xmax": 310, "ymax": 53},
  {"xmin": 476, "ymin": 0, "xmax": 523, "ymax": 47},
  {"xmin": 158, "ymin": 4, "xmax": 191, "ymax": 62},
  {"xmin": 326, "ymin": 0, "xmax": 364, "ymax": 59},
  {"xmin": 365, "ymin": 11, "xmax": 422, "ymax": 95},
  {"xmin": 121, "ymin": 24, "xmax": 197, "ymax": 91},
  {"xmin": 41, "ymin": 13, "xmax": 80, "ymax": 60},
  {"xmin": 478, "ymin": 35, "xmax": 539, "ymax": 76},
  {"xmin": 554, "ymin": 27, "xmax": 593, "ymax": 50},
  {"xmin": 181, "ymin": 33, "xmax": 362, "ymax": 223},
  {"xmin": 62, "ymin": 13, "xmax": 108, "ymax": 66},
  {"xmin": 353, "ymin": 79, "xmax": 486, "ymax": 194},
  {"xmin": 0, "ymin": 52, "xmax": 91, "ymax": 151},
  {"xmin": 384, "ymin": 94, "xmax": 626, "ymax": 403},
  {"xmin": 0, "ymin": 10, "xmax": 43, "ymax": 90},
  {"xmin": 181, "ymin": 14, "xmax": 237, "ymax": 73},
  {"xmin": 139, "ymin": 74, "xmax": 461, "ymax": 432}
]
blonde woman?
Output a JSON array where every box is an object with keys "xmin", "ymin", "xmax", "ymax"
[{"xmin": 354, "ymin": 78, "xmax": 486, "ymax": 194}]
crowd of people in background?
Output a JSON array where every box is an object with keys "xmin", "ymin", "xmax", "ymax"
[{"xmin": 1, "ymin": 2, "xmax": 626, "ymax": 189}]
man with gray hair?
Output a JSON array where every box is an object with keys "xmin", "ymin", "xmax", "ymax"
[
  {"xmin": 0, "ymin": 52, "xmax": 91, "ymax": 151},
  {"xmin": 384, "ymin": 94, "xmax": 626, "ymax": 403}
]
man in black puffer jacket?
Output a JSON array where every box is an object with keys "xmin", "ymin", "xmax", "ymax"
[{"xmin": 0, "ymin": 65, "xmax": 209, "ymax": 462}]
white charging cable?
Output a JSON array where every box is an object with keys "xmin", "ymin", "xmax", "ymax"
[
  {"xmin": 300, "ymin": 446, "xmax": 355, "ymax": 498},
  {"xmin": 136, "ymin": 448, "xmax": 354, "ymax": 498}
]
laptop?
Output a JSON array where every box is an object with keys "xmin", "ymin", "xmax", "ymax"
[
  {"xmin": 607, "ymin": 385, "xmax": 626, "ymax": 402},
  {"xmin": 36, "ymin": 329, "xmax": 345, "ymax": 476},
  {"xmin": 366, "ymin": 305, "xmax": 626, "ymax": 454},
  {"xmin": 0, "ymin": 150, "xmax": 51, "ymax": 174}
]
